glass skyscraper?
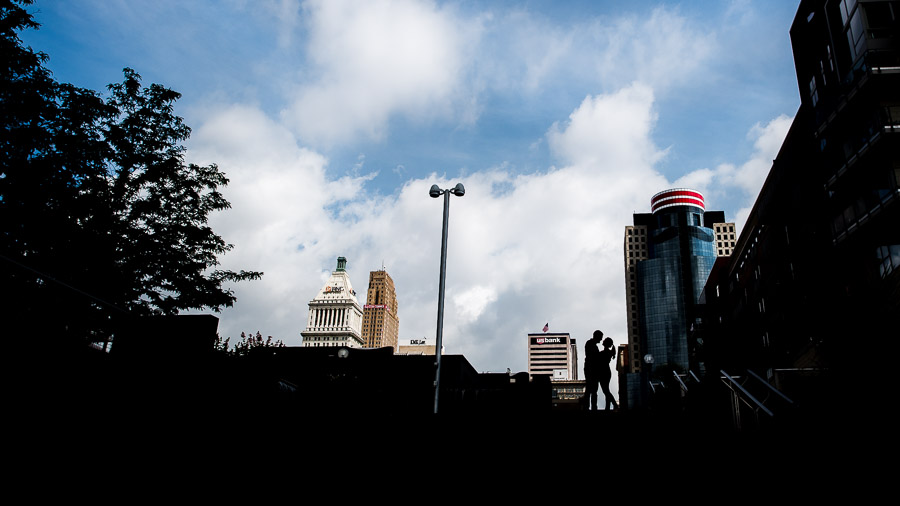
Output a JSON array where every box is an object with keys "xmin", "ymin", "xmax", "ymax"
[{"xmin": 623, "ymin": 189, "xmax": 734, "ymax": 408}]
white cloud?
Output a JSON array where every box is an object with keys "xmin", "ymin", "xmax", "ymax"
[
  {"xmin": 742, "ymin": 115, "xmax": 794, "ymax": 190},
  {"xmin": 275, "ymin": 2, "xmax": 718, "ymax": 148},
  {"xmin": 484, "ymin": 6, "xmax": 716, "ymax": 94},
  {"xmin": 674, "ymin": 113, "xmax": 793, "ymax": 230},
  {"xmin": 591, "ymin": 7, "xmax": 716, "ymax": 92},
  {"xmin": 283, "ymin": 0, "xmax": 481, "ymax": 146},
  {"xmin": 475, "ymin": 9, "xmax": 575, "ymax": 94},
  {"xmin": 187, "ymin": 103, "xmax": 377, "ymax": 337},
  {"xmin": 547, "ymin": 83, "xmax": 666, "ymax": 170},
  {"xmin": 453, "ymin": 285, "xmax": 498, "ymax": 325}
]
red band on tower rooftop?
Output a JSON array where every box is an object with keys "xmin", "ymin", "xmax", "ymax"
[
  {"xmin": 650, "ymin": 189, "xmax": 705, "ymax": 213},
  {"xmin": 651, "ymin": 189, "xmax": 704, "ymax": 205}
]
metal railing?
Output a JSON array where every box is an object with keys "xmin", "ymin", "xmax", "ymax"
[
  {"xmin": 720, "ymin": 369, "xmax": 795, "ymax": 431},
  {"xmin": 644, "ymin": 370, "xmax": 700, "ymax": 412}
]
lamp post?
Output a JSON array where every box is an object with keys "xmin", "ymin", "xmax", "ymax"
[
  {"xmin": 643, "ymin": 353, "xmax": 655, "ymax": 408},
  {"xmin": 429, "ymin": 182, "xmax": 465, "ymax": 414}
]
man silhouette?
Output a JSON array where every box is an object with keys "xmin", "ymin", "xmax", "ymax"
[{"xmin": 584, "ymin": 330, "xmax": 603, "ymax": 410}]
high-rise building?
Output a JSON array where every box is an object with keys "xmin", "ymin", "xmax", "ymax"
[
  {"xmin": 700, "ymin": 0, "xmax": 898, "ymax": 419},
  {"xmin": 301, "ymin": 257, "xmax": 364, "ymax": 348},
  {"xmin": 361, "ymin": 268, "xmax": 399, "ymax": 350},
  {"xmin": 623, "ymin": 189, "xmax": 733, "ymax": 407},
  {"xmin": 527, "ymin": 333, "xmax": 578, "ymax": 380}
]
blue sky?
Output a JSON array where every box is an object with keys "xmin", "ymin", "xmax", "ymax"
[{"xmin": 21, "ymin": 0, "xmax": 803, "ymax": 379}]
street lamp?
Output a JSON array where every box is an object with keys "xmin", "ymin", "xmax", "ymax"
[
  {"xmin": 643, "ymin": 353, "xmax": 655, "ymax": 401},
  {"xmin": 430, "ymin": 182, "xmax": 465, "ymax": 414}
]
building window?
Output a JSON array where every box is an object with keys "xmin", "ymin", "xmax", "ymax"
[
  {"xmin": 819, "ymin": 59, "xmax": 827, "ymax": 87},
  {"xmin": 844, "ymin": 2, "xmax": 865, "ymax": 62},
  {"xmin": 864, "ymin": 2, "xmax": 899, "ymax": 40},
  {"xmin": 877, "ymin": 245, "xmax": 900, "ymax": 279},
  {"xmin": 826, "ymin": 44, "xmax": 834, "ymax": 73},
  {"xmin": 809, "ymin": 76, "xmax": 819, "ymax": 107}
]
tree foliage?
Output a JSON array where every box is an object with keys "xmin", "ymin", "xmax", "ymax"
[
  {"xmin": 214, "ymin": 331, "xmax": 285, "ymax": 357},
  {"xmin": 1, "ymin": 1, "xmax": 261, "ymax": 339}
]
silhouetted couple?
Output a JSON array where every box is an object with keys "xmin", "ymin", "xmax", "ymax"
[{"xmin": 584, "ymin": 330, "xmax": 618, "ymax": 411}]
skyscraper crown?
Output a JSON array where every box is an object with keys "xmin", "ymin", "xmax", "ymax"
[{"xmin": 650, "ymin": 188, "xmax": 705, "ymax": 213}]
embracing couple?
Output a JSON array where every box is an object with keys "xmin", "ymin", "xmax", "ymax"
[{"xmin": 584, "ymin": 330, "xmax": 618, "ymax": 411}]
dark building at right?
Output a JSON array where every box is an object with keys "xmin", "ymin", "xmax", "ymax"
[{"xmin": 699, "ymin": 0, "xmax": 898, "ymax": 417}]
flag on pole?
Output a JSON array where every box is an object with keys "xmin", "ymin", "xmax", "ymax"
[{"xmin": 542, "ymin": 323, "xmax": 549, "ymax": 333}]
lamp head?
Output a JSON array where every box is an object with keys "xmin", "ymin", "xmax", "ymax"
[
  {"xmin": 451, "ymin": 183, "xmax": 465, "ymax": 197},
  {"xmin": 429, "ymin": 184, "xmax": 442, "ymax": 198}
]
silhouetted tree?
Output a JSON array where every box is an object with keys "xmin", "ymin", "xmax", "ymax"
[
  {"xmin": 1, "ymin": 1, "xmax": 261, "ymax": 344},
  {"xmin": 213, "ymin": 334, "xmax": 230, "ymax": 354},
  {"xmin": 231, "ymin": 331, "xmax": 285, "ymax": 356},
  {"xmin": 213, "ymin": 331, "xmax": 284, "ymax": 356}
]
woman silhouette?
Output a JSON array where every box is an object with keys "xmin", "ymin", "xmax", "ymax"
[{"xmin": 598, "ymin": 337, "xmax": 619, "ymax": 410}]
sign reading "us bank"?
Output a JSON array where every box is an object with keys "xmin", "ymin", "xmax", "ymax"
[{"xmin": 532, "ymin": 336, "xmax": 564, "ymax": 345}]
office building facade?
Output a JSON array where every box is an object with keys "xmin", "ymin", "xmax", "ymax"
[
  {"xmin": 361, "ymin": 269, "xmax": 400, "ymax": 350},
  {"xmin": 301, "ymin": 257, "xmax": 364, "ymax": 348},
  {"xmin": 623, "ymin": 189, "xmax": 733, "ymax": 407},
  {"xmin": 701, "ymin": 0, "xmax": 898, "ymax": 413},
  {"xmin": 527, "ymin": 333, "xmax": 578, "ymax": 380}
]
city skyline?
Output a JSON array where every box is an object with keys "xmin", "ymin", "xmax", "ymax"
[{"xmin": 19, "ymin": 0, "xmax": 803, "ymax": 379}]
